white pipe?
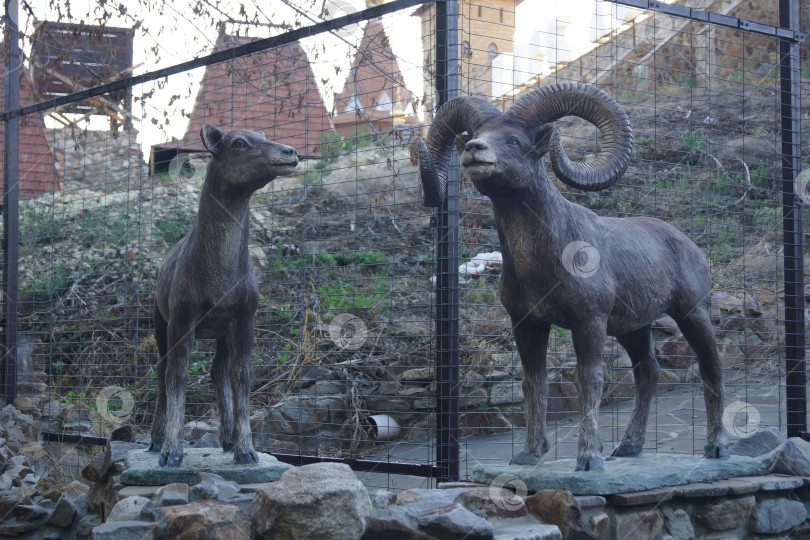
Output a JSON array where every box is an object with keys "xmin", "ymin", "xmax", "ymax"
[{"xmin": 368, "ymin": 414, "xmax": 401, "ymax": 441}]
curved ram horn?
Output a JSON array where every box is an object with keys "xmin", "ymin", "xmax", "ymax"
[
  {"xmin": 419, "ymin": 97, "xmax": 501, "ymax": 207},
  {"xmin": 506, "ymin": 83, "xmax": 633, "ymax": 192}
]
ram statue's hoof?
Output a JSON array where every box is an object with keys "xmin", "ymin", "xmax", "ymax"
[
  {"xmin": 158, "ymin": 450, "xmax": 183, "ymax": 467},
  {"xmin": 611, "ymin": 441, "xmax": 643, "ymax": 457},
  {"xmin": 509, "ymin": 450, "xmax": 542, "ymax": 466},
  {"xmin": 575, "ymin": 456, "xmax": 604, "ymax": 472},
  {"xmin": 234, "ymin": 449, "xmax": 259, "ymax": 464},
  {"xmin": 704, "ymin": 443, "xmax": 730, "ymax": 459},
  {"xmin": 146, "ymin": 441, "xmax": 162, "ymax": 453}
]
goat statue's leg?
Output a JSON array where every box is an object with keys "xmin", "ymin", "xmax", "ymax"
[
  {"xmin": 510, "ymin": 320, "xmax": 551, "ymax": 466},
  {"xmin": 612, "ymin": 325, "xmax": 660, "ymax": 457},
  {"xmin": 211, "ymin": 336, "xmax": 235, "ymax": 451},
  {"xmin": 228, "ymin": 315, "xmax": 259, "ymax": 464},
  {"xmin": 159, "ymin": 314, "xmax": 195, "ymax": 467},
  {"xmin": 673, "ymin": 307, "xmax": 729, "ymax": 458},
  {"xmin": 571, "ymin": 319, "xmax": 607, "ymax": 472},
  {"xmin": 149, "ymin": 305, "xmax": 169, "ymax": 452}
]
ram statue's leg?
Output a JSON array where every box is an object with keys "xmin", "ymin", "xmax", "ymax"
[
  {"xmin": 509, "ymin": 319, "xmax": 551, "ymax": 466},
  {"xmin": 571, "ymin": 318, "xmax": 606, "ymax": 472},
  {"xmin": 612, "ymin": 324, "xmax": 659, "ymax": 457},
  {"xmin": 228, "ymin": 316, "xmax": 259, "ymax": 464},
  {"xmin": 159, "ymin": 315, "xmax": 195, "ymax": 467},
  {"xmin": 674, "ymin": 307, "xmax": 729, "ymax": 458},
  {"xmin": 148, "ymin": 306, "xmax": 169, "ymax": 452},
  {"xmin": 211, "ymin": 336, "xmax": 235, "ymax": 451}
]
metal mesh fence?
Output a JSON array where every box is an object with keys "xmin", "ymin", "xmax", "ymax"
[
  {"xmin": 450, "ymin": 0, "xmax": 805, "ymax": 477},
  {"xmin": 0, "ymin": 0, "xmax": 807, "ymax": 488}
]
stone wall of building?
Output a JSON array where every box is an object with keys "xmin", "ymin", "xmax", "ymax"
[{"xmin": 49, "ymin": 128, "xmax": 145, "ymax": 189}]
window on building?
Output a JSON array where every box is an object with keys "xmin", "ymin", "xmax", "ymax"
[
  {"xmin": 488, "ymin": 43, "xmax": 498, "ymax": 63},
  {"xmin": 376, "ymin": 90, "xmax": 392, "ymax": 111},
  {"xmin": 346, "ymin": 91, "xmax": 362, "ymax": 112},
  {"xmin": 461, "ymin": 40, "xmax": 472, "ymax": 59}
]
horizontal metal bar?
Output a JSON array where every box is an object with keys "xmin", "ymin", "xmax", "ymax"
[
  {"xmin": 653, "ymin": 2, "xmax": 690, "ymax": 19},
  {"xmin": 608, "ymin": 0, "xmax": 805, "ymax": 42},
  {"xmin": 689, "ymin": 8, "xmax": 708, "ymax": 22},
  {"xmin": 41, "ymin": 431, "xmax": 109, "ymax": 446},
  {"xmin": 270, "ymin": 453, "xmax": 440, "ymax": 478},
  {"xmin": 38, "ymin": 433, "xmax": 441, "ymax": 477},
  {"xmin": 0, "ymin": 0, "xmax": 430, "ymax": 121},
  {"xmin": 707, "ymin": 11, "xmax": 739, "ymax": 28},
  {"xmin": 740, "ymin": 20, "xmax": 777, "ymax": 37},
  {"xmin": 620, "ymin": 0, "xmax": 649, "ymax": 8}
]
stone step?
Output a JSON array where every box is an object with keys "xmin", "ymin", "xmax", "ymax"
[{"xmin": 120, "ymin": 448, "xmax": 292, "ymax": 486}]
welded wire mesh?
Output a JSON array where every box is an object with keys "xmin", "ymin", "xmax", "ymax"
[
  {"xmin": 454, "ymin": 0, "xmax": 804, "ymax": 476},
  {"xmin": 0, "ymin": 0, "xmax": 807, "ymax": 488}
]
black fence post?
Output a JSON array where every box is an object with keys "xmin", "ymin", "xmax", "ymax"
[
  {"xmin": 779, "ymin": 0, "xmax": 806, "ymax": 438},
  {"xmin": 435, "ymin": 0, "xmax": 460, "ymax": 483},
  {"xmin": 2, "ymin": 0, "xmax": 20, "ymax": 406}
]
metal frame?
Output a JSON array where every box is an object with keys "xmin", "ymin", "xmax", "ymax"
[
  {"xmin": 3, "ymin": 0, "xmax": 807, "ymax": 478},
  {"xmin": 777, "ymin": 0, "xmax": 806, "ymax": 439},
  {"xmin": 3, "ymin": 0, "xmax": 20, "ymax": 406},
  {"xmin": 434, "ymin": 0, "xmax": 461, "ymax": 483},
  {"xmin": 0, "ymin": 0, "xmax": 429, "ymax": 122},
  {"xmin": 610, "ymin": 0, "xmax": 805, "ymax": 42}
]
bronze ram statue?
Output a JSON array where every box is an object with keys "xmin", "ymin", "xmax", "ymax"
[
  {"xmin": 150, "ymin": 124, "xmax": 298, "ymax": 467},
  {"xmin": 418, "ymin": 83, "xmax": 728, "ymax": 471}
]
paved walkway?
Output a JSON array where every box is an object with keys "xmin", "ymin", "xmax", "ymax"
[{"xmin": 357, "ymin": 383, "xmax": 786, "ymax": 492}]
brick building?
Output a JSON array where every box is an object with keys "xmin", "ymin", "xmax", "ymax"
[
  {"xmin": 0, "ymin": 48, "xmax": 62, "ymax": 200},
  {"xmin": 175, "ymin": 33, "xmax": 333, "ymax": 157},
  {"xmin": 331, "ymin": 18, "xmax": 419, "ymax": 136},
  {"xmin": 415, "ymin": 0, "xmax": 518, "ymax": 117}
]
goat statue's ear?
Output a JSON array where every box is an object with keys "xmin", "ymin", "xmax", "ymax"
[
  {"xmin": 200, "ymin": 123, "xmax": 224, "ymax": 157},
  {"xmin": 531, "ymin": 124, "xmax": 555, "ymax": 157},
  {"xmin": 454, "ymin": 132, "xmax": 471, "ymax": 155}
]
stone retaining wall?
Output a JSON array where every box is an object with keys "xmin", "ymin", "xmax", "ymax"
[
  {"xmin": 3, "ymin": 397, "xmax": 810, "ymax": 540},
  {"xmin": 48, "ymin": 128, "xmax": 145, "ymax": 188}
]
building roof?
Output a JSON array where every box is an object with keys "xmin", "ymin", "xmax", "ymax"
[
  {"xmin": 331, "ymin": 18, "xmax": 417, "ymax": 130},
  {"xmin": 0, "ymin": 48, "xmax": 62, "ymax": 200},
  {"xmin": 180, "ymin": 33, "xmax": 333, "ymax": 156}
]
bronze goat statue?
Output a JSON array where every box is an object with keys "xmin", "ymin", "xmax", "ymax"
[
  {"xmin": 419, "ymin": 83, "xmax": 728, "ymax": 471},
  {"xmin": 150, "ymin": 123, "xmax": 298, "ymax": 467}
]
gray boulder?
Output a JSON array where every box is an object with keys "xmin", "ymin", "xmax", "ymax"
[
  {"xmin": 750, "ymin": 498, "xmax": 807, "ymax": 534},
  {"xmin": 0, "ymin": 503, "xmax": 49, "ymax": 536},
  {"xmin": 729, "ymin": 427, "xmax": 785, "ymax": 458},
  {"xmin": 761, "ymin": 437, "xmax": 810, "ymax": 476},
  {"xmin": 154, "ymin": 483, "xmax": 189, "ymax": 507},
  {"xmin": 251, "ymin": 462, "xmax": 372, "ymax": 540},
  {"xmin": 191, "ymin": 472, "xmax": 240, "ymax": 501},
  {"xmin": 416, "ymin": 503, "xmax": 494, "ymax": 539},
  {"xmin": 45, "ymin": 494, "xmax": 78, "ymax": 528},
  {"xmin": 193, "ymin": 433, "xmax": 222, "ymax": 449},
  {"xmin": 91, "ymin": 520, "xmax": 158, "ymax": 540},
  {"xmin": 155, "ymin": 501, "xmax": 249, "ymax": 540},
  {"xmin": 107, "ymin": 496, "xmax": 151, "ymax": 522}
]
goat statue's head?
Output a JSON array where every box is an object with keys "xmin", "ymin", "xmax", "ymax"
[
  {"xmin": 418, "ymin": 83, "xmax": 634, "ymax": 204},
  {"xmin": 200, "ymin": 123, "xmax": 299, "ymax": 192}
]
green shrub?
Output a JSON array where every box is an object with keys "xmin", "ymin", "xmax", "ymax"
[{"xmin": 155, "ymin": 207, "xmax": 194, "ymax": 245}]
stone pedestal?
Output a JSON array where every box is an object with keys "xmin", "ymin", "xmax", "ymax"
[
  {"xmin": 469, "ymin": 453, "xmax": 767, "ymax": 495},
  {"xmin": 120, "ymin": 448, "xmax": 292, "ymax": 485}
]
